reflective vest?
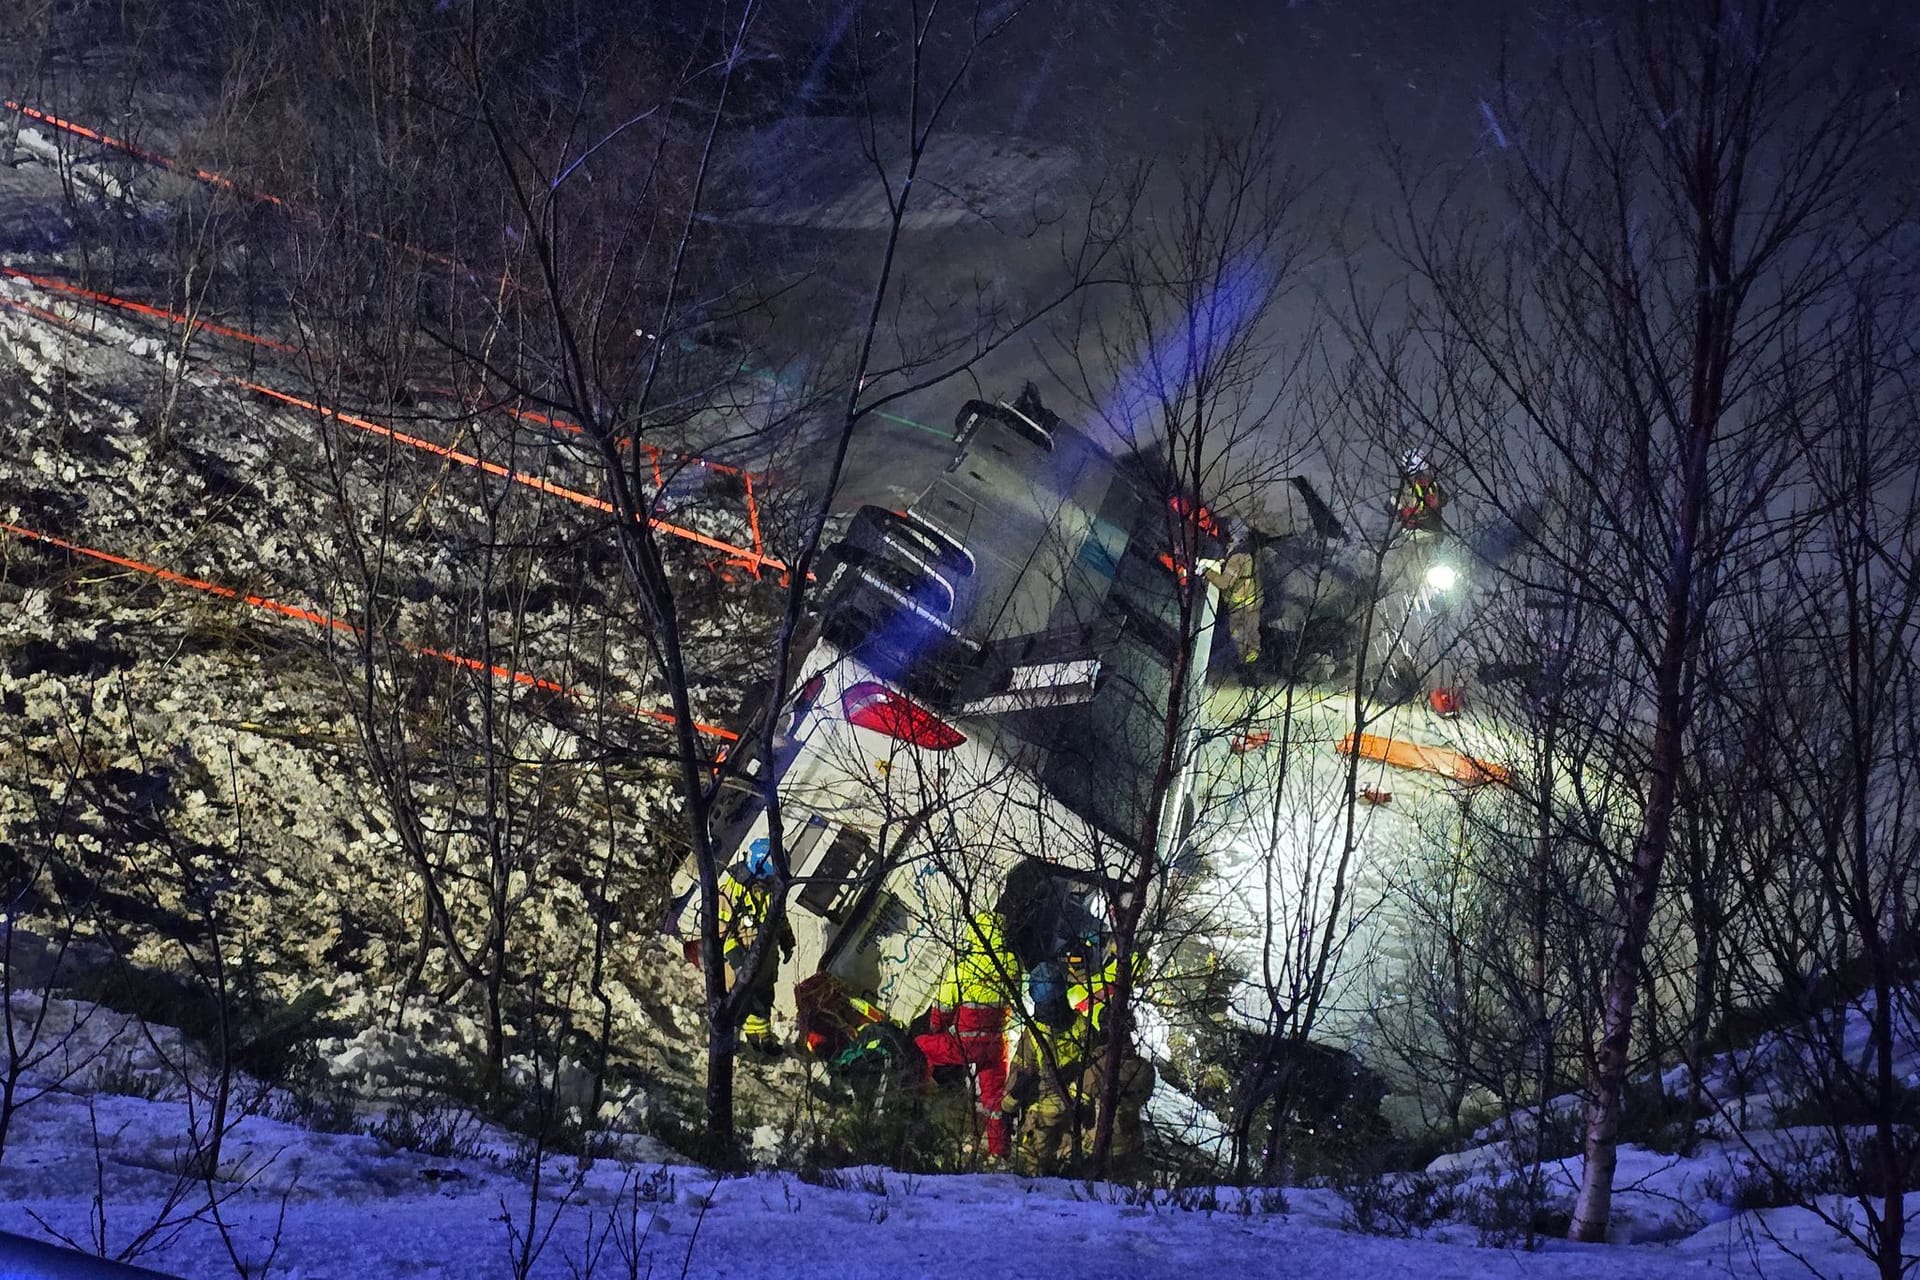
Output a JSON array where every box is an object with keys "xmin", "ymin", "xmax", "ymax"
[
  {"xmin": 933, "ymin": 912, "xmax": 1019, "ymax": 1009},
  {"xmin": 1400, "ymin": 477, "xmax": 1443, "ymax": 526},
  {"xmin": 717, "ymin": 873, "xmax": 774, "ymax": 953},
  {"xmin": 1003, "ymin": 1016, "xmax": 1094, "ymax": 1116},
  {"xmin": 1067, "ymin": 951, "xmax": 1147, "ymax": 1030}
]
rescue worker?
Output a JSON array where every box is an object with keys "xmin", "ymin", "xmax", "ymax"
[
  {"xmin": 1065, "ymin": 946, "xmax": 1146, "ymax": 1027},
  {"xmin": 1204, "ymin": 530, "xmax": 1263, "ymax": 670},
  {"xmin": 1069, "ymin": 1005, "xmax": 1157, "ymax": 1179},
  {"xmin": 718, "ymin": 838, "xmax": 795, "ymax": 1055},
  {"xmin": 1000, "ymin": 1009, "xmax": 1091, "ymax": 1177},
  {"xmin": 915, "ymin": 910, "xmax": 1020, "ymax": 1159},
  {"xmin": 1396, "ymin": 450, "xmax": 1445, "ymax": 534}
]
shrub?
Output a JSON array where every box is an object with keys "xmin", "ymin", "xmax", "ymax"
[
  {"xmin": 785, "ymin": 1065, "xmax": 960, "ymax": 1175},
  {"xmin": 267, "ymin": 1076, "xmax": 360, "ymax": 1134},
  {"xmin": 1723, "ymin": 1154, "xmax": 1850, "ymax": 1209},
  {"xmin": 365, "ymin": 1090, "xmax": 486, "ymax": 1160},
  {"xmin": 1616, "ymin": 1079, "xmax": 1713, "ymax": 1156},
  {"xmin": 1339, "ymin": 1170, "xmax": 1462, "ymax": 1236},
  {"xmin": 1769, "ymin": 1079, "xmax": 1920, "ymax": 1131},
  {"xmin": 1463, "ymin": 1172, "xmax": 1564, "ymax": 1248},
  {"xmin": 91, "ymin": 1055, "xmax": 172, "ymax": 1101}
]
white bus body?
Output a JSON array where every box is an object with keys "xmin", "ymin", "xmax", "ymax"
[{"xmin": 675, "ymin": 392, "xmax": 1220, "ymax": 1027}]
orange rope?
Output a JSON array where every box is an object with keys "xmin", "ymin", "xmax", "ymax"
[
  {"xmin": 5, "ymin": 238, "xmax": 788, "ymax": 582},
  {"xmin": 508, "ymin": 405, "xmax": 755, "ymax": 476},
  {"xmin": 0, "ymin": 518, "xmax": 739, "ymax": 741},
  {"xmin": 4, "ymin": 99, "xmax": 284, "ymax": 204},
  {"xmin": 742, "ymin": 473, "xmax": 764, "ymax": 565},
  {"xmin": 3, "ymin": 99, "xmax": 472, "ymax": 271},
  {"xmin": 3, "ymin": 272, "xmax": 778, "ymax": 573},
  {"xmin": 213, "ymin": 371, "xmax": 786, "ymax": 574},
  {"xmin": 2, "ymin": 268, "xmax": 296, "ymax": 353},
  {"xmin": 0, "ymin": 293, "xmax": 86, "ymax": 330}
]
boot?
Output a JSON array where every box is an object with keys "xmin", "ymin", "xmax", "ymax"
[
  {"xmin": 985, "ymin": 1112, "xmax": 1011, "ymax": 1160},
  {"xmin": 743, "ymin": 1016, "xmax": 782, "ymax": 1057}
]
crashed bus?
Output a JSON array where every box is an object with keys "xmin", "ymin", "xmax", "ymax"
[{"xmin": 672, "ymin": 389, "xmax": 1221, "ymax": 1050}]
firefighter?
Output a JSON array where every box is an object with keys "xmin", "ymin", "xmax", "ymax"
[
  {"xmin": 915, "ymin": 911, "xmax": 1020, "ymax": 1159},
  {"xmin": 1204, "ymin": 530, "xmax": 1263, "ymax": 669},
  {"xmin": 719, "ymin": 838, "xmax": 795, "ymax": 1055},
  {"xmin": 1069, "ymin": 1005, "xmax": 1157, "ymax": 1179},
  {"xmin": 1396, "ymin": 450, "xmax": 1445, "ymax": 534},
  {"xmin": 1065, "ymin": 946, "xmax": 1146, "ymax": 1028},
  {"xmin": 1000, "ymin": 1009, "xmax": 1090, "ymax": 1176}
]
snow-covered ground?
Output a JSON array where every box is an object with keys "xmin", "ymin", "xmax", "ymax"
[
  {"xmin": 0, "ymin": 1069, "xmax": 1885, "ymax": 1279},
  {"xmin": 0, "ymin": 990, "xmax": 1911, "ymax": 1279}
]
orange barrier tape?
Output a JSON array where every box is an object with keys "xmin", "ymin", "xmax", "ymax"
[
  {"xmin": 1336, "ymin": 732, "xmax": 1511, "ymax": 787},
  {"xmin": 498, "ymin": 402, "xmax": 763, "ymax": 482},
  {"xmin": 5, "ymin": 99, "xmax": 471, "ymax": 272},
  {"xmin": 0, "ymin": 518, "xmax": 739, "ymax": 742},
  {"xmin": 213, "ymin": 371, "xmax": 787, "ymax": 576},
  {"xmin": 3, "ymin": 268, "xmax": 296, "ymax": 353},
  {"xmin": 5, "ymin": 99, "xmax": 284, "ymax": 204},
  {"xmin": 0, "ymin": 518, "xmax": 346, "ymax": 630},
  {"xmin": 0, "ymin": 293, "xmax": 86, "ymax": 330},
  {"xmin": 3, "ymin": 272, "xmax": 773, "ymax": 568},
  {"xmin": 6, "ymin": 262, "xmax": 789, "ymax": 579},
  {"xmin": 442, "ymin": 395, "xmax": 775, "ymax": 576},
  {"xmin": 742, "ymin": 473, "xmax": 764, "ymax": 564}
]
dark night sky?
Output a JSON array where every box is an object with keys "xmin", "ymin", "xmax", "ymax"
[{"xmin": 956, "ymin": 0, "xmax": 1514, "ymax": 178}]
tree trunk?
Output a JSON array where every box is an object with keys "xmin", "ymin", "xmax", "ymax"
[
  {"xmin": 1569, "ymin": 425, "xmax": 1710, "ymax": 1241},
  {"xmin": 1684, "ymin": 919, "xmax": 1717, "ymax": 1132},
  {"xmin": 1531, "ymin": 719, "xmax": 1556, "ymax": 1143},
  {"xmin": 1871, "ymin": 968, "xmax": 1903, "ymax": 1280},
  {"xmin": 705, "ymin": 1015, "xmax": 736, "ymax": 1161}
]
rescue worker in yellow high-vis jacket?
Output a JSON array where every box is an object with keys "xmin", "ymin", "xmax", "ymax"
[
  {"xmin": 1396, "ymin": 449, "xmax": 1445, "ymax": 533},
  {"xmin": 719, "ymin": 839, "xmax": 794, "ymax": 1055},
  {"xmin": 915, "ymin": 911, "xmax": 1020, "ymax": 1158}
]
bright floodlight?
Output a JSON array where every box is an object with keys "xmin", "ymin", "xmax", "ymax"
[{"xmin": 1425, "ymin": 563, "xmax": 1459, "ymax": 591}]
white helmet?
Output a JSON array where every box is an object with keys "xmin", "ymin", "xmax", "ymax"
[{"xmin": 1400, "ymin": 448, "xmax": 1429, "ymax": 474}]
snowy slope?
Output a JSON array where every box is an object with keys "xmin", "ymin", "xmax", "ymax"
[
  {"xmin": 0, "ymin": 991, "xmax": 1910, "ymax": 1280},
  {"xmin": 0, "ymin": 1078, "xmax": 1859, "ymax": 1280},
  {"xmin": 3, "ymin": 85, "xmax": 1915, "ymax": 1280}
]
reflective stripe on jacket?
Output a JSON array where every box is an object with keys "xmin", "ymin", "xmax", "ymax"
[
  {"xmin": 1003, "ymin": 1017, "xmax": 1093, "ymax": 1116},
  {"xmin": 1067, "ymin": 952, "xmax": 1146, "ymax": 1028},
  {"xmin": 717, "ymin": 871, "xmax": 794, "ymax": 956},
  {"xmin": 1204, "ymin": 550, "xmax": 1260, "ymax": 613},
  {"xmin": 932, "ymin": 912, "xmax": 1019, "ymax": 1010}
]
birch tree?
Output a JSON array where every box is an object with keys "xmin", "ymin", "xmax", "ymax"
[{"xmin": 1378, "ymin": 0, "xmax": 1910, "ymax": 1239}]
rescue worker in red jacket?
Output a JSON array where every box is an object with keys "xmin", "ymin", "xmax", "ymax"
[
  {"xmin": 718, "ymin": 839, "xmax": 794, "ymax": 1055},
  {"xmin": 915, "ymin": 911, "xmax": 1020, "ymax": 1159}
]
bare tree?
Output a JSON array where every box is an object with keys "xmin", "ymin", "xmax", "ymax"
[
  {"xmin": 0, "ymin": 677, "xmax": 124, "ymax": 1166},
  {"xmin": 1724, "ymin": 285, "xmax": 1920, "ymax": 1280},
  {"xmin": 423, "ymin": 0, "xmax": 1130, "ymax": 1156},
  {"xmin": 1374, "ymin": 0, "xmax": 1910, "ymax": 1239},
  {"xmin": 1028, "ymin": 110, "xmax": 1346, "ymax": 1174}
]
